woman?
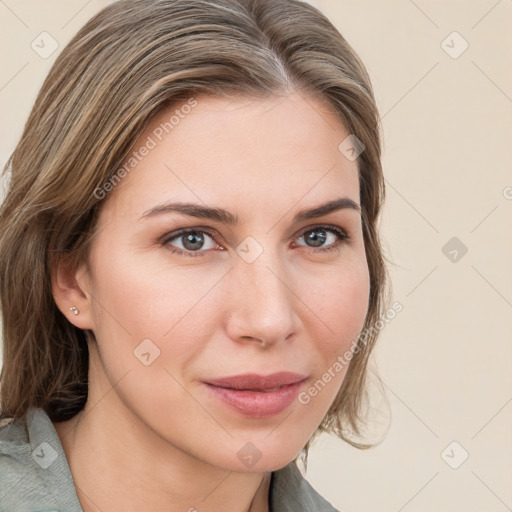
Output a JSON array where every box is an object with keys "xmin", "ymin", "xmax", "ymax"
[{"xmin": 0, "ymin": 0, "xmax": 387, "ymax": 510}]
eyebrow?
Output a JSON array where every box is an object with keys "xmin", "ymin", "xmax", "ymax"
[{"xmin": 139, "ymin": 197, "xmax": 360, "ymax": 224}]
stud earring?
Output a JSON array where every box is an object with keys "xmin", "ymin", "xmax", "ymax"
[{"xmin": 69, "ymin": 306, "xmax": 79, "ymax": 315}]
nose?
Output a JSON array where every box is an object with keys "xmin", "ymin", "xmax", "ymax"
[{"xmin": 225, "ymin": 249, "xmax": 299, "ymax": 348}]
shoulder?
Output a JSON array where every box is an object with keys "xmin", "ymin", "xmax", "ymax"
[
  {"xmin": 0, "ymin": 407, "xmax": 82, "ymax": 512},
  {"xmin": 270, "ymin": 460, "xmax": 342, "ymax": 512}
]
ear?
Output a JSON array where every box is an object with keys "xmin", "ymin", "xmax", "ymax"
[{"xmin": 51, "ymin": 252, "xmax": 95, "ymax": 331}]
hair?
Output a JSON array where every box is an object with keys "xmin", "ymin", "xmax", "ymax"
[{"xmin": 0, "ymin": 0, "xmax": 387, "ymax": 466}]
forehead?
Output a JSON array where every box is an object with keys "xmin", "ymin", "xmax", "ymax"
[{"xmin": 102, "ymin": 92, "xmax": 360, "ymax": 222}]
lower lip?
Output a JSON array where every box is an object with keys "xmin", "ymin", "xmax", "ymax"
[{"xmin": 203, "ymin": 380, "xmax": 305, "ymax": 418}]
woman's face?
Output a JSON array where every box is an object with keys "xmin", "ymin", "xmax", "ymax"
[{"xmin": 71, "ymin": 92, "xmax": 370, "ymax": 471}]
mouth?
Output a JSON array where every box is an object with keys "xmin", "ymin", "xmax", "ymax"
[{"xmin": 203, "ymin": 372, "xmax": 307, "ymax": 418}]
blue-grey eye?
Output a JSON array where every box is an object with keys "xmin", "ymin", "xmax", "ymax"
[{"xmin": 168, "ymin": 231, "xmax": 216, "ymax": 251}]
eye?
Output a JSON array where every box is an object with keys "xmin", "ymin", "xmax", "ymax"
[
  {"xmin": 294, "ymin": 225, "xmax": 349, "ymax": 253},
  {"xmin": 162, "ymin": 228, "xmax": 220, "ymax": 257}
]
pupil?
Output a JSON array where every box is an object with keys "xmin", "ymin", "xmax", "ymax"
[
  {"xmin": 183, "ymin": 232, "xmax": 204, "ymax": 250},
  {"xmin": 306, "ymin": 229, "xmax": 326, "ymax": 247}
]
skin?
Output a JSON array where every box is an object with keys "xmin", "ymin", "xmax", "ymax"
[{"xmin": 52, "ymin": 91, "xmax": 370, "ymax": 512}]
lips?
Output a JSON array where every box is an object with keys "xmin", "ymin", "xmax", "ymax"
[{"xmin": 203, "ymin": 372, "xmax": 307, "ymax": 418}]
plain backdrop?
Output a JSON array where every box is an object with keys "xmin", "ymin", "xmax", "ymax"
[{"xmin": 1, "ymin": 1, "xmax": 511, "ymax": 511}]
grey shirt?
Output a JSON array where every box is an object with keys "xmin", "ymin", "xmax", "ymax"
[{"xmin": 0, "ymin": 407, "xmax": 340, "ymax": 512}]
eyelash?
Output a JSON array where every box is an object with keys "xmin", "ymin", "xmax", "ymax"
[{"xmin": 161, "ymin": 224, "xmax": 349, "ymax": 258}]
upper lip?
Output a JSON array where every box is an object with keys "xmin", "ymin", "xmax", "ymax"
[{"xmin": 204, "ymin": 372, "xmax": 307, "ymax": 391}]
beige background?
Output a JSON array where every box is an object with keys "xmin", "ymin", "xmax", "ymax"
[{"xmin": 1, "ymin": 1, "xmax": 511, "ymax": 510}]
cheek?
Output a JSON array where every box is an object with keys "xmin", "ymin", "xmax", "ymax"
[
  {"xmin": 85, "ymin": 253, "xmax": 209, "ymax": 414},
  {"xmin": 339, "ymin": 260, "xmax": 370, "ymax": 330},
  {"xmin": 293, "ymin": 259, "xmax": 369, "ymax": 417},
  {"xmin": 89, "ymin": 247, "xmax": 197, "ymax": 333},
  {"xmin": 303, "ymin": 255, "xmax": 370, "ymax": 366},
  {"xmin": 87, "ymin": 248, "xmax": 222, "ymax": 374},
  {"xmin": 287, "ymin": 279, "xmax": 366, "ymax": 433}
]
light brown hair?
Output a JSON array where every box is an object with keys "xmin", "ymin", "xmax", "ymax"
[{"xmin": 0, "ymin": 0, "xmax": 386, "ymax": 463}]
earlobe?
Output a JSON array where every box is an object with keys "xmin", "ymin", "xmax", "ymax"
[{"xmin": 51, "ymin": 252, "xmax": 94, "ymax": 330}]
